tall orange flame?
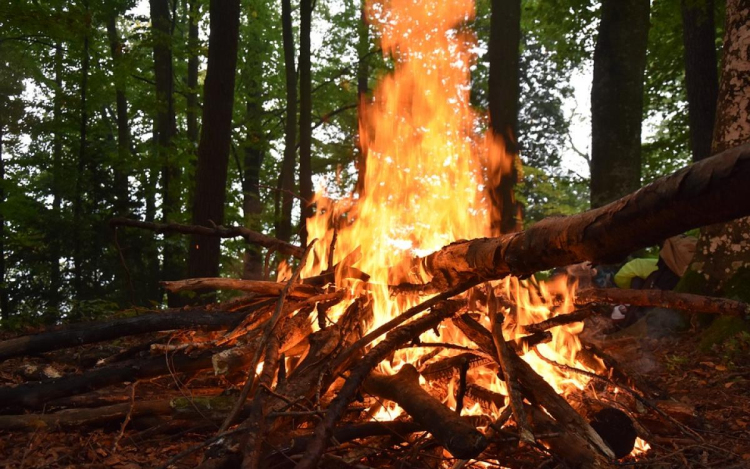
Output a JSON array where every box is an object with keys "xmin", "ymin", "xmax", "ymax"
[{"xmin": 303, "ymin": 0, "xmax": 595, "ymax": 419}]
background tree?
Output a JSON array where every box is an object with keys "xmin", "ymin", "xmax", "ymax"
[
  {"xmin": 682, "ymin": 0, "xmax": 750, "ymax": 299},
  {"xmin": 590, "ymin": 0, "xmax": 650, "ymax": 208},
  {"xmin": 681, "ymin": 0, "xmax": 719, "ymax": 161},
  {"xmin": 487, "ymin": 0, "xmax": 523, "ymax": 234},
  {"xmin": 187, "ymin": 0, "xmax": 242, "ymax": 286},
  {"xmin": 276, "ymin": 0, "xmax": 297, "ymax": 244}
]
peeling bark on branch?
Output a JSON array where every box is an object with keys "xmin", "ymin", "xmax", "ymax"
[{"xmin": 422, "ymin": 143, "xmax": 750, "ymax": 289}]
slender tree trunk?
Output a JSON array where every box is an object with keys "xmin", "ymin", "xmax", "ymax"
[
  {"xmin": 0, "ymin": 122, "xmax": 7, "ymax": 321},
  {"xmin": 106, "ymin": 15, "xmax": 131, "ymax": 215},
  {"xmin": 681, "ymin": 0, "xmax": 719, "ymax": 162},
  {"xmin": 243, "ymin": 99, "xmax": 265, "ymax": 280},
  {"xmin": 298, "ymin": 0, "xmax": 314, "ymax": 247},
  {"xmin": 277, "ymin": 0, "xmax": 298, "ymax": 243},
  {"xmin": 590, "ymin": 0, "xmax": 650, "ymax": 208},
  {"xmin": 683, "ymin": 0, "xmax": 750, "ymax": 299},
  {"xmin": 187, "ymin": 0, "xmax": 242, "ymax": 287},
  {"xmin": 354, "ymin": 4, "xmax": 369, "ymax": 198},
  {"xmin": 487, "ymin": 0, "xmax": 523, "ymax": 234},
  {"xmin": 49, "ymin": 42, "xmax": 63, "ymax": 314},
  {"xmin": 73, "ymin": 7, "xmax": 90, "ymax": 300},
  {"xmin": 150, "ymin": 0, "xmax": 182, "ymax": 305},
  {"xmin": 187, "ymin": 0, "xmax": 200, "ymax": 146}
]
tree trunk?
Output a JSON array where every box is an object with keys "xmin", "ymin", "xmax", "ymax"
[
  {"xmin": 243, "ymin": 100, "xmax": 265, "ymax": 280},
  {"xmin": 73, "ymin": 8, "xmax": 90, "ymax": 300},
  {"xmin": 298, "ymin": 0, "xmax": 314, "ymax": 247},
  {"xmin": 106, "ymin": 15, "xmax": 131, "ymax": 215},
  {"xmin": 277, "ymin": 0, "xmax": 298, "ymax": 243},
  {"xmin": 683, "ymin": 0, "xmax": 750, "ymax": 299},
  {"xmin": 187, "ymin": 0, "xmax": 200, "ymax": 146},
  {"xmin": 354, "ymin": 3, "xmax": 369, "ymax": 197},
  {"xmin": 187, "ymin": 0, "xmax": 242, "ymax": 288},
  {"xmin": 150, "ymin": 0, "xmax": 182, "ymax": 305},
  {"xmin": 590, "ymin": 0, "xmax": 650, "ymax": 208},
  {"xmin": 681, "ymin": 0, "xmax": 719, "ymax": 162},
  {"xmin": 488, "ymin": 0, "xmax": 523, "ymax": 234},
  {"xmin": 0, "ymin": 121, "xmax": 7, "ymax": 321},
  {"xmin": 49, "ymin": 42, "xmax": 63, "ymax": 315}
]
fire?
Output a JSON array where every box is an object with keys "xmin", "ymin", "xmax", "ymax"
[{"xmin": 302, "ymin": 0, "xmax": 595, "ymax": 426}]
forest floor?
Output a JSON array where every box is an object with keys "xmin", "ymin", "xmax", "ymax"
[{"xmin": 0, "ymin": 314, "xmax": 749, "ymax": 469}]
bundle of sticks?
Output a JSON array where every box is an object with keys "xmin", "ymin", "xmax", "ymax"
[{"xmin": 1, "ymin": 143, "xmax": 749, "ymax": 468}]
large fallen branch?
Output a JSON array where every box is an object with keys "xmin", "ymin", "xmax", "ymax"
[
  {"xmin": 575, "ymin": 288, "xmax": 750, "ymax": 317},
  {"xmin": 110, "ymin": 217, "xmax": 304, "ymax": 259},
  {"xmin": 421, "ymin": 143, "xmax": 750, "ymax": 289},
  {"xmin": 0, "ymin": 309, "xmax": 244, "ymax": 361},
  {"xmin": 161, "ymin": 278, "xmax": 319, "ymax": 298}
]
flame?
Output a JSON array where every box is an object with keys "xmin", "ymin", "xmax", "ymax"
[
  {"xmin": 632, "ymin": 437, "xmax": 651, "ymax": 456},
  {"xmin": 301, "ymin": 0, "xmax": 597, "ymax": 426}
]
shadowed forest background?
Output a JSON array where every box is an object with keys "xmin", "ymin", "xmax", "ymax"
[{"xmin": 0, "ymin": 0, "xmax": 736, "ymax": 325}]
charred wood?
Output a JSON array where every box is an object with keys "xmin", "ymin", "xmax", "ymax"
[{"xmin": 363, "ymin": 364, "xmax": 487, "ymax": 459}]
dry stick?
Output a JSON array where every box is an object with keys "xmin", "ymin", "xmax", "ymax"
[
  {"xmin": 450, "ymin": 405, "xmax": 513, "ymax": 469},
  {"xmin": 521, "ymin": 307, "xmax": 597, "ymax": 334},
  {"xmin": 331, "ymin": 278, "xmax": 483, "ymax": 371},
  {"xmin": 111, "ymin": 382, "xmax": 137, "ymax": 452},
  {"xmin": 455, "ymin": 359, "xmax": 469, "ymax": 415},
  {"xmin": 217, "ymin": 240, "xmax": 316, "ymax": 434},
  {"xmin": 575, "ymin": 288, "xmax": 750, "ymax": 317},
  {"xmin": 161, "ymin": 278, "xmax": 319, "ymax": 298},
  {"xmin": 293, "ymin": 299, "xmax": 464, "ymax": 469},
  {"xmin": 532, "ymin": 347, "xmax": 704, "ymax": 442},
  {"xmin": 110, "ymin": 217, "xmax": 305, "ymax": 259},
  {"xmin": 490, "ymin": 312, "xmax": 533, "ymax": 444}
]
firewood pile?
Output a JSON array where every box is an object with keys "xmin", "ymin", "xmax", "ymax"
[{"xmin": 1, "ymin": 145, "xmax": 750, "ymax": 468}]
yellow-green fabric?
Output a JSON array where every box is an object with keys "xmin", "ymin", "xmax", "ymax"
[{"xmin": 614, "ymin": 258, "xmax": 659, "ymax": 289}]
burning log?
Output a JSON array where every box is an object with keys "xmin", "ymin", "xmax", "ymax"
[
  {"xmin": 363, "ymin": 364, "xmax": 488, "ymax": 459},
  {"xmin": 575, "ymin": 288, "xmax": 750, "ymax": 317},
  {"xmin": 420, "ymin": 143, "xmax": 750, "ymax": 290}
]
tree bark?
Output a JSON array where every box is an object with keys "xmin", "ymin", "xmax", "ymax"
[
  {"xmin": 150, "ymin": 0, "xmax": 182, "ymax": 306},
  {"xmin": 684, "ymin": 0, "xmax": 750, "ymax": 298},
  {"xmin": 187, "ymin": 0, "xmax": 200, "ymax": 146},
  {"xmin": 49, "ymin": 42, "xmax": 63, "ymax": 315},
  {"xmin": 681, "ymin": 0, "xmax": 719, "ymax": 162},
  {"xmin": 277, "ymin": 0, "xmax": 298, "ymax": 243},
  {"xmin": 73, "ymin": 6, "xmax": 90, "ymax": 300},
  {"xmin": 488, "ymin": 0, "xmax": 523, "ymax": 234},
  {"xmin": 590, "ymin": 0, "xmax": 650, "ymax": 208},
  {"xmin": 298, "ymin": 0, "xmax": 314, "ymax": 247},
  {"xmin": 420, "ymin": 143, "xmax": 750, "ymax": 289},
  {"xmin": 106, "ymin": 14, "xmax": 131, "ymax": 215},
  {"xmin": 187, "ymin": 0, "xmax": 242, "ymax": 289},
  {"xmin": 354, "ymin": 3, "xmax": 369, "ymax": 197},
  {"xmin": 0, "ymin": 118, "xmax": 6, "ymax": 320}
]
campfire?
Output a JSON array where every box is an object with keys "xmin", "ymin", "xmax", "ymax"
[{"xmin": 3, "ymin": 0, "xmax": 750, "ymax": 468}]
